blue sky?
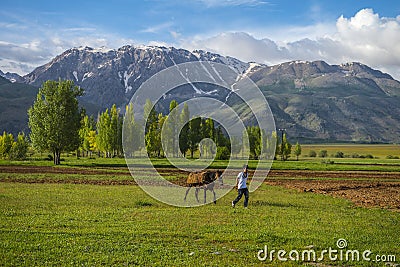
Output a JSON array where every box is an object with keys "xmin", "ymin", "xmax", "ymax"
[{"xmin": 1, "ymin": 0, "xmax": 400, "ymax": 79}]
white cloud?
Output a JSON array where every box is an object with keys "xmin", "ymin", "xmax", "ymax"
[
  {"xmin": 182, "ymin": 9, "xmax": 400, "ymax": 80},
  {"xmin": 139, "ymin": 22, "xmax": 174, "ymax": 34}
]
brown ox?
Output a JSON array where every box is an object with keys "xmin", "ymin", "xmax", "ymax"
[{"xmin": 184, "ymin": 170, "xmax": 223, "ymax": 204}]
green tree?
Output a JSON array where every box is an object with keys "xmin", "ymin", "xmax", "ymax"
[
  {"xmin": 0, "ymin": 131, "xmax": 14, "ymax": 159},
  {"xmin": 123, "ymin": 103, "xmax": 142, "ymax": 157},
  {"xmin": 87, "ymin": 130, "xmax": 97, "ymax": 156},
  {"xmin": 96, "ymin": 109, "xmax": 112, "ymax": 157},
  {"xmin": 79, "ymin": 115, "xmax": 95, "ymax": 157},
  {"xmin": 179, "ymin": 103, "xmax": 190, "ymax": 157},
  {"xmin": 231, "ymin": 136, "xmax": 242, "ymax": 159},
  {"xmin": 110, "ymin": 104, "xmax": 122, "ymax": 156},
  {"xmin": 216, "ymin": 146, "xmax": 230, "ymax": 160},
  {"xmin": 199, "ymin": 118, "xmax": 216, "ymax": 158},
  {"xmin": 144, "ymin": 99, "xmax": 161, "ymax": 157},
  {"xmin": 188, "ymin": 117, "xmax": 202, "ymax": 158},
  {"xmin": 10, "ymin": 133, "xmax": 29, "ymax": 160},
  {"xmin": 28, "ymin": 80, "xmax": 83, "ymax": 165},
  {"xmin": 319, "ymin": 150, "xmax": 328, "ymax": 158},
  {"xmin": 308, "ymin": 150, "xmax": 317, "ymax": 157},
  {"xmin": 248, "ymin": 126, "xmax": 262, "ymax": 159},
  {"xmin": 293, "ymin": 142, "xmax": 302, "ymax": 161},
  {"xmin": 168, "ymin": 100, "xmax": 179, "ymax": 157},
  {"xmin": 278, "ymin": 133, "xmax": 292, "ymax": 161}
]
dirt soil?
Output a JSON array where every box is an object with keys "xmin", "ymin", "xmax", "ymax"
[
  {"xmin": 266, "ymin": 178, "xmax": 400, "ymax": 212},
  {"xmin": 1, "ymin": 165, "xmax": 399, "ymax": 211}
]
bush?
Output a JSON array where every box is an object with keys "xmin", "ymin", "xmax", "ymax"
[
  {"xmin": 9, "ymin": 133, "xmax": 29, "ymax": 160},
  {"xmin": 334, "ymin": 151, "xmax": 344, "ymax": 158},
  {"xmin": 321, "ymin": 159, "xmax": 334, "ymax": 164},
  {"xmin": 365, "ymin": 154, "xmax": 374, "ymax": 159},
  {"xmin": 318, "ymin": 150, "xmax": 328, "ymax": 158},
  {"xmin": 386, "ymin": 155, "xmax": 400, "ymax": 159},
  {"xmin": 308, "ymin": 150, "xmax": 317, "ymax": 157},
  {"xmin": 216, "ymin": 146, "xmax": 230, "ymax": 160}
]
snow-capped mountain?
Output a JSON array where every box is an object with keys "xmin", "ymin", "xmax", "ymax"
[
  {"xmin": 0, "ymin": 70, "xmax": 24, "ymax": 83},
  {"xmin": 15, "ymin": 45, "xmax": 400, "ymax": 142},
  {"xmin": 24, "ymin": 45, "xmax": 256, "ymax": 107}
]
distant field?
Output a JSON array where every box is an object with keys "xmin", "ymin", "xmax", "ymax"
[{"xmin": 301, "ymin": 144, "xmax": 400, "ymax": 158}]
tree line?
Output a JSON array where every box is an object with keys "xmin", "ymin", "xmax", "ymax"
[
  {"xmin": 0, "ymin": 131, "xmax": 29, "ymax": 160},
  {"xmin": 26, "ymin": 80, "xmax": 301, "ymax": 164}
]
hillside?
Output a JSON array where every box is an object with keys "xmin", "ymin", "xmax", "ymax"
[
  {"xmin": 250, "ymin": 61, "xmax": 400, "ymax": 142},
  {"xmin": 0, "ymin": 76, "xmax": 102, "ymax": 136},
  {"xmin": 0, "ymin": 76, "xmax": 38, "ymax": 135}
]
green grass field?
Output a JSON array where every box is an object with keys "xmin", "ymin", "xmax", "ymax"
[
  {"xmin": 1, "ymin": 183, "xmax": 399, "ymax": 266},
  {"xmin": 0, "ymin": 144, "xmax": 399, "ymax": 266}
]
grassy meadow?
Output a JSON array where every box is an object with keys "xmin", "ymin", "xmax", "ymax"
[{"xmin": 0, "ymin": 144, "xmax": 399, "ymax": 266}]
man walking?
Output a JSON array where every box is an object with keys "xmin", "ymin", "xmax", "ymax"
[{"xmin": 232, "ymin": 164, "xmax": 249, "ymax": 208}]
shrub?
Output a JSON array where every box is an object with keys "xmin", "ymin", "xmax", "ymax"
[
  {"xmin": 365, "ymin": 154, "xmax": 374, "ymax": 159},
  {"xmin": 318, "ymin": 150, "xmax": 328, "ymax": 158},
  {"xmin": 386, "ymin": 155, "xmax": 400, "ymax": 159},
  {"xmin": 322, "ymin": 159, "xmax": 334, "ymax": 164},
  {"xmin": 308, "ymin": 150, "xmax": 317, "ymax": 157},
  {"xmin": 216, "ymin": 146, "xmax": 230, "ymax": 160},
  {"xmin": 9, "ymin": 133, "xmax": 29, "ymax": 160},
  {"xmin": 334, "ymin": 151, "xmax": 344, "ymax": 158}
]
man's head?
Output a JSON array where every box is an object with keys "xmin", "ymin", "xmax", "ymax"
[{"xmin": 243, "ymin": 164, "xmax": 248, "ymax": 173}]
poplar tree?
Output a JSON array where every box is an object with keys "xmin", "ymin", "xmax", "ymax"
[{"xmin": 28, "ymin": 80, "xmax": 83, "ymax": 165}]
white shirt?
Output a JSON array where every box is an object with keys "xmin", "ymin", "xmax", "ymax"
[{"xmin": 237, "ymin": 172, "xmax": 248, "ymax": 189}]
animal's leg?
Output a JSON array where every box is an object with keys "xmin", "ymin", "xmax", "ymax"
[
  {"xmin": 195, "ymin": 187, "xmax": 200, "ymax": 203},
  {"xmin": 204, "ymin": 187, "xmax": 207, "ymax": 204},
  {"xmin": 212, "ymin": 189, "xmax": 217, "ymax": 204},
  {"xmin": 184, "ymin": 186, "xmax": 191, "ymax": 201}
]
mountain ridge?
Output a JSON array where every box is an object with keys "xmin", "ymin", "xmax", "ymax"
[{"xmin": 2, "ymin": 45, "xmax": 400, "ymax": 142}]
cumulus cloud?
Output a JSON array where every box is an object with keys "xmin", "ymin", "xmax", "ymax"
[{"xmin": 184, "ymin": 9, "xmax": 400, "ymax": 80}]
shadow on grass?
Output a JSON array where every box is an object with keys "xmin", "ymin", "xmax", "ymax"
[{"xmin": 252, "ymin": 200, "xmax": 297, "ymax": 208}]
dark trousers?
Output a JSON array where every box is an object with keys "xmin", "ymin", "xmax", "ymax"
[{"xmin": 233, "ymin": 188, "xmax": 249, "ymax": 207}]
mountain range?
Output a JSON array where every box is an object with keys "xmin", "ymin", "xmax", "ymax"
[{"xmin": 1, "ymin": 45, "xmax": 400, "ymax": 143}]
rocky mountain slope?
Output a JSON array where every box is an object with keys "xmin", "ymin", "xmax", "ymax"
[
  {"xmin": 251, "ymin": 61, "xmax": 400, "ymax": 142},
  {"xmin": 3, "ymin": 45, "xmax": 400, "ymax": 142}
]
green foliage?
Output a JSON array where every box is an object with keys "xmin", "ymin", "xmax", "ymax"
[
  {"xmin": 28, "ymin": 80, "xmax": 83, "ymax": 164},
  {"xmin": 179, "ymin": 103, "xmax": 190, "ymax": 157},
  {"xmin": 0, "ymin": 131, "xmax": 13, "ymax": 159},
  {"xmin": 334, "ymin": 151, "xmax": 345, "ymax": 158},
  {"xmin": 188, "ymin": 117, "xmax": 202, "ymax": 158},
  {"xmin": 144, "ymin": 99, "xmax": 164, "ymax": 157},
  {"xmin": 277, "ymin": 133, "xmax": 292, "ymax": 161},
  {"xmin": 246, "ymin": 126, "xmax": 261, "ymax": 159},
  {"xmin": 95, "ymin": 105, "xmax": 123, "ymax": 158},
  {"xmin": 215, "ymin": 146, "xmax": 230, "ymax": 160},
  {"xmin": 230, "ymin": 136, "xmax": 242, "ymax": 159},
  {"xmin": 79, "ymin": 114, "xmax": 95, "ymax": 156},
  {"xmin": 9, "ymin": 133, "xmax": 29, "ymax": 160},
  {"xmin": 293, "ymin": 142, "xmax": 302, "ymax": 161},
  {"xmin": 309, "ymin": 150, "xmax": 317, "ymax": 157},
  {"xmin": 96, "ymin": 108, "xmax": 112, "ymax": 157},
  {"xmin": 386, "ymin": 155, "xmax": 400, "ymax": 159},
  {"xmin": 318, "ymin": 150, "xmax": 328, "ymax": 158},
  {"xmin": 123, "ymin": 103, "xmax": 143, "ymax": 157}
]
